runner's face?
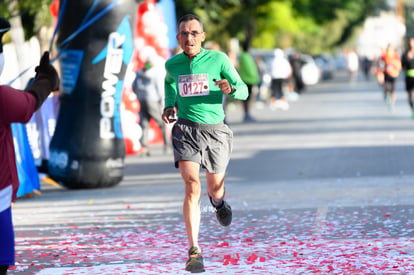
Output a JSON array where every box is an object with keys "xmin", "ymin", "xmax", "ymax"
[{"xmin": 176, "ymin": 19, "xmax": 205, "ymax": 58}]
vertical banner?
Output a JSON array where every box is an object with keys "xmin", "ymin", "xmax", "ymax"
[
  {"xmin": 12, "ymin": 123, "xmax": 41, "ymax": 198},
  {"xmin": 26, "ymin": 95, "xmax": 59, "ymax": 173},
  {"xmin": 48, "ymin": 0, "xmax": 136, "ymax": 188}
]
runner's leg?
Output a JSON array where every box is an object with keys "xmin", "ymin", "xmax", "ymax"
[
  {"xmin": 139, "ymin": 101, "xmax": 151, "ymax": 150},
  {"xmin": 206, "ymin": 171, "xmax": 232, "ymax": 226},
  {"xmin": 408, "ymin": 89, "xmax": 413, "ymax": 109},
  {"xmin": 179, "ymin": 160, "xmax": 202, "ymax": 248},
  {"xmin": 206, "ymin": 171, "xmax": 225, "ymax": 203}
]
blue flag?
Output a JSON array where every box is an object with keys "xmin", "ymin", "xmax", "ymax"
[{"xmin": 12, "ymin": 123, "xmax": 40, "ymax": 198}]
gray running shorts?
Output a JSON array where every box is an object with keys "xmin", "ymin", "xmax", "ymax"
[{"xmin": 172, "ymin": 117, "xmax": 233, "ymax": 173}]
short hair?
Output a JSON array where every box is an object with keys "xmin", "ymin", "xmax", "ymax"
[{"xmin": 177, "ymin": 14, "xmax": 203, "ymax": 31}]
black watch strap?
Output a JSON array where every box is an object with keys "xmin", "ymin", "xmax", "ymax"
[{"xmin": 229, "ymin": 85, "xmax": 236, "ymax": 95}]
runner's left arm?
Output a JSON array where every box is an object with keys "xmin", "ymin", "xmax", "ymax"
[{"xmin": 220, "ymin": 56, "xmax": 248, "ymax": 100}]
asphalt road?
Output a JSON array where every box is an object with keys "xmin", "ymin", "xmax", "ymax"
[{"xmin": 9, "ymin": 71, "xmax": 414, "ymax": 274}]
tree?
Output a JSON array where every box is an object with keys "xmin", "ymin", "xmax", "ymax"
[
  {"xmin": 174, "ymin": 0, "xmax": 390, "ymax": 54},
  {"xmin": 1, "ymin": 0, "xmax": 391, "ymax": 55},
  {"xmin": 0, "ymin": 0, "xmax": 54, "ymax": 41},
  {"xmin": 0, "ymin": 0, "xmax": 54, "ymax": 89}
]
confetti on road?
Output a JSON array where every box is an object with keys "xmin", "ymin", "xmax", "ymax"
[{"xmin": 9, "ymin": 202, "xmax": 414, "ymax": 274}]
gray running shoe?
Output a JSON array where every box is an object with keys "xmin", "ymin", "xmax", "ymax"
[
  {"xmin": 210, "ymin": 196, "xmax": 232, "ymax": 226},
  {"xmin": 185, "ymin": 246, "xmax": 205, "ymax": 273}
]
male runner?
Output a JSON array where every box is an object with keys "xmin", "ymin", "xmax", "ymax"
[
  {"xmin": 161, "ymin": 14, "xmax": 248, "ymax": 273},
  {"xmin": 380, "ymin": 43, "xmax": 401, "ymax": 111},
  {"xmin": 402, "ymin": 37, "xmax": 414, "ymax": 118}
]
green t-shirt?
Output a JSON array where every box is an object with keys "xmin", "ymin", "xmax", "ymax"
[{"xmin": 165, "ymin": 48, "xmax": 248, "ymax": 124}]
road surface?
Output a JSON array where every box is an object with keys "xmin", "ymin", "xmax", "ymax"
[{"xmin": 9, "ymin": 71, "xmax": 414, "ymax": 274}]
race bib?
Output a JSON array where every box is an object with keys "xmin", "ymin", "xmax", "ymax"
[{"xmin": 178, "ymin": 73, "xmax": 210, "ymax": 97}]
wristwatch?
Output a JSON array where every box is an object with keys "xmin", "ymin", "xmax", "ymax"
[{"xmin": 229, "ymin": 85, "xmax": 236, "ymax": 95}]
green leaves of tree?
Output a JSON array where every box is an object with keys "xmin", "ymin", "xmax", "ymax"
[
  {"xmin": 175, "ymin": 0, "xmax": 389, "ymax": 54},
  {"xmin": 0, "ymin": 0, "xmax": 54, "ymax": 40},
  {"xmin": 0, "ymin": 0, "xmax": 390, "ymax": 55}
]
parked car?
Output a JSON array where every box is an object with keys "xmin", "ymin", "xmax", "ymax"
[
  {"xmin": 314, "ymin": 54, "xmax": 336, "ymax": 80},
  {"xmin": 251, "ymin": 49, "xmax": 321, "ymax": 86}
]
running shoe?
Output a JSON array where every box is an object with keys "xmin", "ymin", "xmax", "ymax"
[
  {"xmin": 385, "ymin": 94, "xmax": 391, "ymax": 104},
  {"xmin": 210, "ymin": 196, "xmax": 232, "ymax": 226},
  {"xmin": 274, "ymin": 99, "xmax": 289, "ymax": 110},
  {"xmin": 389, "ymin": 101, "xmax": 396, "ymax": 113},
  {"xmin": 185, "ymin": 246, "xmax": 205, "ymax": 273},
  {"xmin": 243, "ymin": 113, "xmax": 256, "ymax": 122}
]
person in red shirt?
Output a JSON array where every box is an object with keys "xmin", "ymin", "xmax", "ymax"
[
  {"xmin": 379, "ymin": 44, "xmax": 402, "ymax": 111},
  {"xmin": 0, "ymin": 17, "xmax": 59, "ymax": 275}
]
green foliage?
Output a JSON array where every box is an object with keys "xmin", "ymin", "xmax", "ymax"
[
  {"xmin": 174, "ymin": 0, "xmax": 390, "ymax": 54},
  {"xmin": 0, "ymin": 0, "xmax": 391, "ymax": 55},
  {"xmin": 0, "ymin": 0, "xmax": 54, "ymax": 40},
  {"xmin": 253, "ymin": 1, "xmax": 300, "ymax": 49}
]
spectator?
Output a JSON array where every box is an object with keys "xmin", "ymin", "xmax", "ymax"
[
  {"xmin": 132, "ymin": 55, "xmax": 168, "ymax": 156},
  {"xmin": 401, "ymin": 37, "xmax": 414, "ymax": 118},
  {"xmin": 254, "ymin": 55, "xmax": 270, "ymax": 107},
  {"xmin": 268, "ymin": 48, "xmax": 291, "ymax": 110},
  {"xmin": 380, "ymin": 43, "xmax": 401, "ymax": 111},
  {"xmin": 289, "ymin": 52, "xmax": 305, "ymax": 94},
  {"xmin": 346, "ymin": 49, "xmax": 359, "ymax": 83},
  {"xmin": 237, "ymin": 40, "xmax": 259, "ymax": 122},
  {"xmin": 0, "ymin": 17, "xmax": 60, "ymax": 275}
]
